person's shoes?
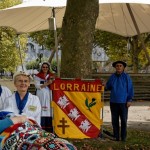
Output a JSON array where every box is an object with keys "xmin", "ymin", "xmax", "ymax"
[
  {"xmin": 112, "ymin": 138, "xmax": 120, "ymax": 141},
  {"xmin": 121, "ymin": 138, "xmax": 126, "ymax": 142}
]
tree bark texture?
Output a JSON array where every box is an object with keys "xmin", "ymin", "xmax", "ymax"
[
  {"xmin": 61, "ymin": 0, "xmax": 99, "ymax": 78},
  {"xmin": 131, "ymin": 36, "xmax": 140, "ymax": 73}
]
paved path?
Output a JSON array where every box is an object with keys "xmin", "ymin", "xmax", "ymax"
[
  {"xmin": 0, "ymin": 79, "xmax": 15, "ymax": 92},
  {"xmin": 103, "ymin": 101, "xmax": 150, "ymax": 131}
]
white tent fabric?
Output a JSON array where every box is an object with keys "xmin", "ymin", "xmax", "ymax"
[
  {"xmin": 0, "ymin": 0, "xmax": 66, "ymax": 33},
  {"xmin": 97, "ymin": 0, "xmax": 150, "ymax": 37},
  {"xmin": 99, "ymin": 0, "xmax": 150, "ymax": 4},
  {"xmin": 0, "ymin": 0, "xmax": 150, "ymax": 36}
]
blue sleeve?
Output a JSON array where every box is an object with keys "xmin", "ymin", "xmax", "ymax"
[
  {"xmin": 126, "ymin": 74, "xmax": 134, "ymax": 102},
  {"xmin": 106, "ymin": 74, "xmax": 114, "ymax": 90},
  {"xmin": 0, "ymin": 118, "xmax": 13, "ymax": 133}
]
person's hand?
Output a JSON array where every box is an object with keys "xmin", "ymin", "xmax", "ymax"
[
  {"xmin": 40, "ymin": 81, "xmax": 50, "ymax": 88},
  {"xmin": 11, "ymin": 116, "xmax": 28, "ymax": 124},
  {"xmin": 47, "ymin": 79, "xmax": 53, "ymax": 84},
  {"xmin": 127, "ymin": 102, "xmax": 132, "ymax": 108}
]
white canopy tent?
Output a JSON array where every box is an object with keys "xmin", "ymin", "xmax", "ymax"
[
  {"xmin": 0, "ymin": 0, "xmax": 66, "ymax": 33},
  {"xmin": 1, "ymin": 0, "xmax": 150, "ymax": 37},
  {"xmin": 1, "ymin": 0, "xmax": 150, "ymax": 75},
  {"xmin": 97, "ymin": 0, "xmax": 150, "ymax": 37},
  {"xmin": 0, "ymin": 0, "xmax": 66, "ymax": 76}
]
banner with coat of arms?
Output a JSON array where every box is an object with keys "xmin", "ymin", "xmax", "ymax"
[{"xmin": 51, "ymin": 78, "xmax": 104, "ymax": 139}]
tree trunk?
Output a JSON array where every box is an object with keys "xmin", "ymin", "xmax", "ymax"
[
  {"xmin": 132, "ymin": 46, "xmax": 139, "ymax": 73},
  {"xmin": 61, "ymin": 0, "xmax": 99, "ymax": 78},
  {"xmin": 131, "ymin": 36, "xmax": 140, "ymax": 73}
]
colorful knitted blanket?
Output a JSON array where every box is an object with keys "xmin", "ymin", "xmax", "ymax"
[{"xmin": 0, "ymin": 120, "xmax": 77, "ymax": 150}]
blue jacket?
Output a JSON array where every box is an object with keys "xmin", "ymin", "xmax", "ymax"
[
  {"xmin": 106, "ymin": 72, "xmax": 134, "ymax": 103},
  {"xmin": 0, "ymin": 118, "xmax": 13, "ymax": 133}
]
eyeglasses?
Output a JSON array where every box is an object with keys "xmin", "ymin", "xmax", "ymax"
[
  {"xmin": 17, "ymin": 80, "xmax": 29, "ymax": 83},
  {"xmin": 42, "ymin": 66, "xmax": 48, "ymax": 68}
]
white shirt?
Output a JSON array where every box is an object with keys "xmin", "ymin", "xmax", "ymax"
[
  {"xmin": 34, "ymin": 75, "xmax": 53, "ymax": 117},
  {"xmin": 0, "ymin": 86, "xmax": 12, "ymax": 110},
  {"xmin": 3, "ymin": 92, "xmax": 41, "ymax": 125}
]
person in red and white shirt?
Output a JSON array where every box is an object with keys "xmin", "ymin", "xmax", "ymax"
[{"xmin": 34, "ymin": 62, "xmax": 55, "ymax": 132}]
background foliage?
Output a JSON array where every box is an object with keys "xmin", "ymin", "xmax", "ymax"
[
  {"xmin": 0, "ymin": 0, "xmax": 27, "ymax": 73},
  {"xmin": 1, "ymin": 0, "xmax": 150, "ymax": 74}
]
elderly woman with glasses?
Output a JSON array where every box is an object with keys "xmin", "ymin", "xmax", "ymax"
[
  {"xmin": 34, "ymin": 62, "xmax": 55, "ymax": 132},
  {"xmin": 3, "ymin": 71, "xmax": 41, "ymax": 125}
]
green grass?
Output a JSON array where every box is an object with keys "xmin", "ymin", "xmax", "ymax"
[{"xmin": 67, "ymin": 127, "xmax": 150, "ymax": 150}]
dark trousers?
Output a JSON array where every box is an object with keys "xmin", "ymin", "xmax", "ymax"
[
  {"xmin": 41, "ymin": 116, "xmax": 53, "ymax": 133},
  {"xmin": 110, "ymin": 102, "xmax": 128, "ymax": 141}
]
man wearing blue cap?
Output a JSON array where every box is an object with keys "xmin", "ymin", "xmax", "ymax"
[{"xmin": 105, "ymin": 61, "xmax": 134, "ymax": 142}]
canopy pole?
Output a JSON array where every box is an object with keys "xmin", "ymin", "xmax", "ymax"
[
  {"xmin": 126, "ymin": 3, "xmax": 150, "ymax": 64},
  {"xmin": 52, "ymin": 7, "xmax": 60, "ymax": 77},
  {"xmin": 17, "ymin": 34, "xmax": 24, "ymax": 71}
]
